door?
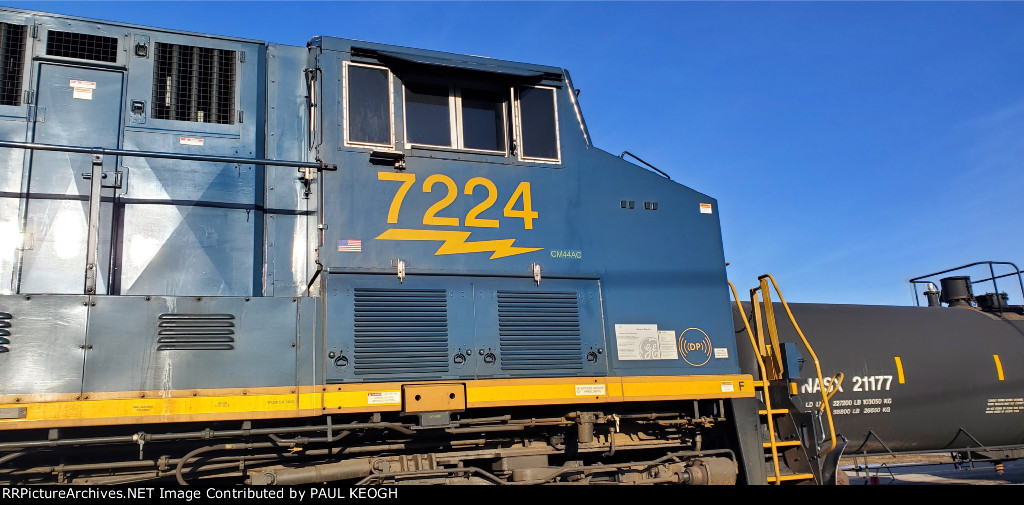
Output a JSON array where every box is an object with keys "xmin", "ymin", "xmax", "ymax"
[{"xmin": 19, "ymin": 64, "xmax": 123, "ymax": 294}]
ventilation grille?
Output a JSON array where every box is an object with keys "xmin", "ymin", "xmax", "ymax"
[
  {"xmin": 46, "ymin": 30, "xmax": 118, "ymax": 63},
  {"xmin": 156, "ymin": 313, "xmax": 235, "ymax": 351},
  {"xmin": 0, "ymin": 312, "xmax": 10, "ymax": 353},
  {"xmin": 0, "ymin": 23, "xmax": 25, "ymax": 106},
  {"xmin": 498, "ymin": 291, "xmax": 582, "ymax": 374},
  {"xmin": 152, "ymin": 42, "xmax": 235, "ymax": 124},
  {"xmin": 353, "ymin": 288, "xmax": 449, "ymax": 378}
]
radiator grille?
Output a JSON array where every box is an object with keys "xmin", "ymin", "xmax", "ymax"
[
  {"xmin": 0, "ymin": 23, "xmax": 25, "ymax": 106},
  {"xmin": 46, "ymin": 30, "xmax": 118, "ymax": 63},
  {"xmin": 156, "ymin": 313, "xmax": 235, "ymax": 351},
  {"xmin": 498, "ymin": 291, "xmax": 582, "ymax": 374},
  {"xmin": 152, "ymin": 43, "xmax": 236, "ymax": 124},
  {"xmin": 353, "ymin": 288, "xmax": 449, "ymax": 378},
  {"xmin": 0, "ymin": 312, "xmax": 10, "ymax": 353}
]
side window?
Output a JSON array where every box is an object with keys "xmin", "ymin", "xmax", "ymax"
[
  {"xmin": 345, "ymin": 62, "xmax": 393, "ymax": 148},
  {"xmin": 403, "ymin": 79, "xmax": 508, "ymax": 154},
  {"xmin": 517, "ymin": 86, "xmax": 559, "ymax": 162}
]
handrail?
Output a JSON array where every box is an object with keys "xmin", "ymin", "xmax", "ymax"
[
  {"xmin": 620, "ymin": 151, "xmax": 671, "ymax": 180},
  {"xmin": 908, "ymin": 261, "xmax": 1024, "ymax": 308},
  {"xmin": 728, "ymin": 281, "xmax": 784, "ymax": 485},
  {"xmin": 758, "ymin": 274, "xmax": 839, "ymax": 455},
  {"xmin": 0, "ymin": 140, "xmax": 336, "ymax": 170}
]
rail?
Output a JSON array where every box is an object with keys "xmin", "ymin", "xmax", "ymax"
[
  {"xmin": 619, "ymin": 151, "xmax": 671, "ymax": 180},
  {"xmin": 909, "ymin": 261, "xmax": 1024, "ymax": 310}
]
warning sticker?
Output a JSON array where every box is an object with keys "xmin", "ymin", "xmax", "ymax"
[
  {"xmin": 366, "ymin": 392, "xmax": 401, "ymax": 405},
  {"xmin": 179, "ymin": 137, "xmax": 204, "ymax": 146},
  {"xmin": 714, "ymin": 348, "xmax": 729, "ymax": 359},
  {"xmin": 575, "ymin": 384, "xmax": 606, "ymax": 396},
  {"xmin": 721, "ymin": 381, "xmax": 735, "ymax": 393},
  {"xmin": 72, "ymin": 88, "xmax": 93, "ymax": 100},
  {"xmin": 70, "ymin": 80, "xmax": 96, "ymax": 89},
  {"xmin": 985, "ymin": 398, "xmax": 1024, "ymax": 414},
  {"xmin": 614, "ymin": 324, "xmax": 677, "ymax": 360},
  {"xmin": 699, "ymin": 203, "xmax": 713, "ymax": 214}
]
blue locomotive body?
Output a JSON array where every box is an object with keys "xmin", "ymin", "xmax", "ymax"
[{"xmin": 0, "ymin": 8, "xmax": 839, "ymax": 485}]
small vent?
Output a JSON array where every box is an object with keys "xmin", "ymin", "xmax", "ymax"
[
  {"xmin": 0, "ymin": 23, "xmax": 26, "ymax": 106},
  {"xmin": 156, "ymin": 313, "xmax": 235, "ymax": 351},
  {"xmin": 498, "ymin": 291, "xmax": 582, "ymax": 375},
  {"xmin": 353, "ymin": 288, "xmax": 449, "ymax": 378},
  {"xmin": 0, "ymin": 312, "xmax": 10, "ymax": 353},
  {"xmin": 45, "ymin": 30, "xmax": 118, "ymax": 63},
  {"xmin": 152, "ymin": 42, "xmax": 236, "ymax": 124}
]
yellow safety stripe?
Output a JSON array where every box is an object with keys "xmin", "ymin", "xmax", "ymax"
[
  {"xmin": 0, "ymin": 374, "xmax": 754, "ymax": 430},
  {"xmin": 994, "ymin": 355, "xmax": 1004, "ymax": 381},
  {"xmin": 894, "ymin": 356, "xmax": 905, "ymax": 384}
]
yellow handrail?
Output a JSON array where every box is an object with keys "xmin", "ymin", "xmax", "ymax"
[
  {"xmin": 728, "ymin": 281, "xmax": 784, "ymax": 485},
  {"xmin": 757, "ymin": 273, "xmax": 838, "ymax": 454}
]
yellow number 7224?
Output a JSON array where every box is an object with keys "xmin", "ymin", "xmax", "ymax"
[{"xmin": 377, "ymin": 172, "xmax": 538, "ymax": 230}]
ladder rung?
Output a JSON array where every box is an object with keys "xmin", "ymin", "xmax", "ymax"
[
  {"xmin": 767, "ymin": 473, "xmax": 815, "ymax": 483},
  {"xmin": 763, "ymin": 440, "xmax": 801, "ymax": 448},
  {"xmin": 758, "ymin": 409, "xmax": 789, "ymax": 415},
  {"xmin": 752, "ymin": 380, "xmax": 765, "ymax": 387}
]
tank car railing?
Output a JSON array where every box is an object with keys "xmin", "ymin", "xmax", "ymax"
[
  {"xmin": 909, "ymin": 261, "xmax": 1024, "ymax": 311},
  {"xmin": 0, "ymin": 139, "xmax": 335, "ymax": 294}
]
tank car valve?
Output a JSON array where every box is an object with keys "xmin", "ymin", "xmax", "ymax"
[{"xmin": 924, "ymin": 283, "xmax": 941, "ymax": 307}]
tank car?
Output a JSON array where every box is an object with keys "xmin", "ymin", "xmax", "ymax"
[
  {"xmin": 0, "ymin": 7, "xmax": 842, "ymax": 485},
  {"xmin": 735, "ymin": 263, "xmax": 1024, "ymax": 467}
]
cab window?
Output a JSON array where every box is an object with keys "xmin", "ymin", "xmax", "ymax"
[
  {"xmin": 517, "ymin": 85, "xmax": 559, "ymax": 162},
  {"xmin": 345, "ymin": 62, "xmax": 392, "ymax": 147},
  {"xmin": 403, "ymin": 80, "xmax": 507, "ymax": 154}
]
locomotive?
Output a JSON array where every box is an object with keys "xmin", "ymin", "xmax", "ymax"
[{"xmin": 0, "ymin": 7, "xmax": 1014, "ymax": 487}]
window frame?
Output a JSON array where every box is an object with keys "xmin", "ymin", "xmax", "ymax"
[
  {"xmin": 514, "ymin": 84, "xmax": 561, "ymax": 164},
  {"xmin": 401, "ymin": 77, "xmax": 510, "ymax": 156},
  {"xmin": 343, "ymin": 61, "xmax": 395, "ymax": 149}
]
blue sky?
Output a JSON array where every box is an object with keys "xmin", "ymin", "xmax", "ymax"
[{"xmin": 10, "ymin": 1, "xmax": 1024, "ymax": 306}]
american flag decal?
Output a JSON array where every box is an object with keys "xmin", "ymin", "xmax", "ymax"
[{"xmin": 338, "ymin": 239, "xmax": 362, "ymax": 252}]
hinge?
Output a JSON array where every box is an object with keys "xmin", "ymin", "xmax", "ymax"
[
  {"xmin": 239, "ymin": 51, "xmax": 245, "ymax": 63},
  {"xmin": 29, "ymin": 24, "xmax": 38, "ymax": 39},
  {"xmin": 23, "ymin": 90, "xmax": 33, "ymax": 105},
  {"xmin": 238, "ymin": 110, "xmax": 243, "ymax": 123}
]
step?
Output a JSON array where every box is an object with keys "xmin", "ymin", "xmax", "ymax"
[
  {"xmin": 766, "ymin": 473, "xmax": 815, "ymax": 483},
  {"xmin": 758, "ymin": 408, "xmax": 789, "ymax": 415},
  {"xmin": 762, "ymin": 440, "xmax": 802, "ymax": 448}
]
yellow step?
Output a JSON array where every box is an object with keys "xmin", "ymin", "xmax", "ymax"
[
  {"xmin": 767, "ymin": 473, "xmax": 815, "ymax": 483},
  {"xmin": 758, "ymin": 408, "xmax": 789, "ymax": 415},
  {"xmin": 762, "ymin": 440, "xmax": 802, "ymax": 448}
]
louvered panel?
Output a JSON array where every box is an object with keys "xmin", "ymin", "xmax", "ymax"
[
  {"xmin": 156, "ymin": 313, "xmax": 235, "ymax": 351},
  {"xmin": 0, "ymin": 311, "xmax": 10, "ymax": 353},
  {"xmin": 498, "ymin": 291, "xmax": 583, "ymax": 374},
  {"xmin": 353, "ymin": 289, "xmax": 449, "ymax": 378},
  {"xmin": 45, "ymin": 30, "xmax": 117, "ymax": 62},
  {"xmin": 0, "ymin": 23, "xmax": 26, "ymax": 106},
  {"xmin": 152, "ymin": 42, "xmax": 236, "ymax": 124}
]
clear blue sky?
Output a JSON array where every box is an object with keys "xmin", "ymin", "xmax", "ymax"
[{"xmin": 11, "ymin": 1, "xmax": 1024, "ymax": 306}]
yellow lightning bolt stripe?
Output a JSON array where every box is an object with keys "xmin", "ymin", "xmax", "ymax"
[{"xmin": 375, "ymin": 229, "xmax": 542, "ymax": 259}]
